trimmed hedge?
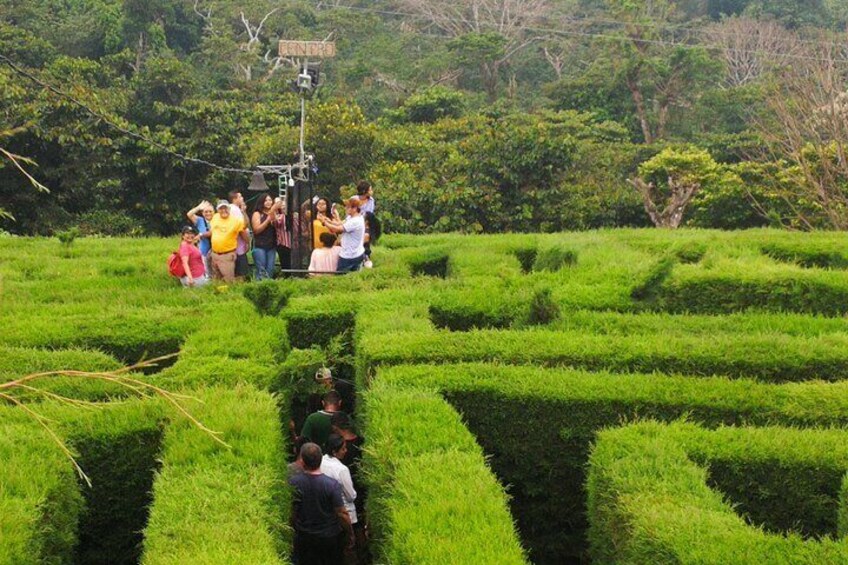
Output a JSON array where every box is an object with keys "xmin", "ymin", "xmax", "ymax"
[
  {"xmin": 284, "ymin": 306, "xmax": 357, "ymax": 350},
  {"xmin": 0, "ymin": 311, "xmax": 189, "ymax": 369},
  {"xmin": 532, "ymin": 244, "xmax": 577, "ymax": 272},
  {"xmin": 64, "ymin": 402, "xmax": 166, "ymax": 565},
  {"xmin": 658, "ymin": 261, "xmax": 848, "ymax": 316},
  {"xmin": 511, "ymin": 245, "xmax": 537, "ymax": 273},
  {"xmin": 142, "ymin": 385, "xmax": 289, "ymax": 565},
  {"xmin": 361, "ymin": 328, "xmax": 848, "ymax": 382},
  {"xmin": 762, "ymin": 242, "xmax": 848, "ymax": 269},
  {"xmin": 378, "ymin": 363, "xmax": 848, "ymax": 562},
  {"xmin": 0, "ymin": 400, "xmax": 167, "ymax": 565},
  {"xmin": 428, "ymin": 286, "xmax": 520, "ymax": 331},
  {"xmin": 0, "ymin": 346, "xmax": 121, "ymax": 378},
  {"xmin": 406, "ymin": 248, "xmax": 450, "ymax": 278},
  {"xmin": 587, "ymin": 422, "xmax": 848, "ymax": 564},
  {"xmin": 0, "ymin": 410, "xmax": 83, "ymax": 565},
  {"xmin": 673, "ymin": 240, "xmax": 707, "ymax": 264},
  {"xmin": 361, "ymin": 381, "xmax": 527, "ymax": 564},
  {"xmin": 0, "ymin": 346, "xmax": 126, "ymax": 401}
]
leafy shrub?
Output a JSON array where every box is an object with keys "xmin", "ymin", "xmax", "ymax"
[
  {"xmin": 532, "ymin": 245, "xmax": 577, "ymax": 272},
  {"xmin": 384, "ymin": 86, "xmax": 466, "ymax": 124},
  {"xmin": 526, "ymin": 288, "xmax": 560, "ymax": 325},
  {"xmin": 56, "ymin": 227, "xmax": 80, "ymax": 247},
  {"xmin": 242, "ymin": 280, "xmax": 293, "ymax": 317}
]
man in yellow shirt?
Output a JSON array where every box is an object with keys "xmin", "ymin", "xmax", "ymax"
[{"xmin": 209, "ymin": 200, "xmax": 248, "ymax": 283}]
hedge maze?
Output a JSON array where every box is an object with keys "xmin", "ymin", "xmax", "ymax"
[{"xmin": 3, "ymin": 230, "xmax": 848, "ymax": 564}]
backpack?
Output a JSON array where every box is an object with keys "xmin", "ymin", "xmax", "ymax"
[{"xmin": 167, "ymin": 251, "xmax": 185, "ymax": 277}]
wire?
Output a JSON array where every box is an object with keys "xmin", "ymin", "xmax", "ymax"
[
  {"xmin": 0, "ymin": 53, "xmax": 255, "ymax": 174},
  {"xmin": 306, "ymin": 2, "xmax": 848, "ymax": 67}
]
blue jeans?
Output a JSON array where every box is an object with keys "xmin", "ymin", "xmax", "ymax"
[
  {"xmin": 253, "ymin": 247, "xmax": 277, "ymax": 280},
  {"xmin": 337, "ymin": 254, "xmax": 364, "ymax": 273}
]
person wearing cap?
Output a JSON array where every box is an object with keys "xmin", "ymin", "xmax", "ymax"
[
  {"xmin": 209, "ymin": 200, "xmax": 248, "ymax": 283},
  {"xmin": 321, "ymin": 197, "xmax": 366, "ymax": 273},
  {"xmin": 178, "ymin": 225, "xmax": 209, "ymax": 287}
]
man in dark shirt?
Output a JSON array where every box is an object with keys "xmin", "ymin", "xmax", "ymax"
[
  {"xmin": 289, "ymin": 442, "xmax": 354, "ymax": 564},
  {"xmin": 300, "ymin": 390, "xmax": 344, "ymax": 448}
]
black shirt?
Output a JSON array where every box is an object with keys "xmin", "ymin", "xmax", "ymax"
[
  {"xmin": 289, "ymin": 473, "xmax": 344, "ymax": 538},
  {"xmin": 253, "ymin": 213, "xmax": 277, "ymax": 249}
]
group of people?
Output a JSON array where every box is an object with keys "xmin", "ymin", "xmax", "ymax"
[
  {"xmin": 173, "ymin": 181, "xmax": 378, "ymax": 287},
  {"xmin": 289, "ymin": 390, "xmax": 368, "ymax": 565}
]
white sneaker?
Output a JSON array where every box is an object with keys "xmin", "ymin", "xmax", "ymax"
[{"xmin": 364, "ymin": 259, "xmax": 373, "ymax": 269}]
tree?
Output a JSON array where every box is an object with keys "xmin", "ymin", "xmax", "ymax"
[
  {"xmin": 743, "ymin": 0, "xmax": 828, "ymax": 29},
  {"xmin": 602, "ymin": 0, "xmax": 722, "ymax": 143},
  {"xmin": 702, "ymin": 17, "xmax": 800, "ymax": 88},
  {"xmin": 396, "ymin": 0, "xmax": 550, "ymax": 100},
  {"xmin": 385, "ymin": 86, "xmax": 466, "ymax": 124},
  {"xmin": 754, "ymin": 31, "xmax": 848, "ymax": 229},
  {"xmin": 629, "ymin": 147, "xmax": 721, "ymax": 228}
]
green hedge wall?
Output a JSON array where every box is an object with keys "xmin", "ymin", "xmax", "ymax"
[
  {"xmin": 0, "ymin": 410, "xmax": 83, "ymax": 565},
  {"xmin": 378, "ymin": 363, "xmax": 848, "ymax": 562},
  {"xmin": 284, "ymin": 307, "xmax": 357, "ymax": 350},
  {"xmin": 142, "ymin": 386, "xmax": 289, "ymax": 565},
  {"xmin": 428, "ymin": 287, "xmax": 520, "ymax": 331},
  {"xmin": 762, "ymin": 242, "xmax": 848, "ymax": 269},
  {"xmin": 405, "ymin": 247, "xmax": 450, "ymax": 278},
  {"xmin": 64, "ymin": 402, "xmax": 167, "ymax": 565},
  {"xmin": 658, "ymin": 262, "xmax": 848, "ymax": 316},
  {"xmin": 587, "ymin": 422, "xmax": 848, "ymax": 564},
  {"xmin": 361, "ymin": 381, "xmax": 527, "ymax": 564},
  {"xmin": 361, "ymin": 328, "xmax": 848, "ymax": 382},
  {"xmin": 0, "ymin": 400, "xmax": 167, "ymax": 565},
  {"xmin": 0, "ymin": 346, "xmax": 126, "ymax": 401}
]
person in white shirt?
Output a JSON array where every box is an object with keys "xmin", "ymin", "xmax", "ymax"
[
  {"xmin": 322, "ymin": 197, "xmax": 365, "ymax": 273},
  {"xmin": 321, "ymin": 434, "xmax": 357, "ymax": 527}
]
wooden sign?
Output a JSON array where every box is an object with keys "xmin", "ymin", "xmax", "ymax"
[{"xmin": 279, "ymin": 40, "xmax": 336, "ymax": 59}]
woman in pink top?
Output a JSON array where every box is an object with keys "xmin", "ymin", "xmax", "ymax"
[
  {"xmin": 179, "ymin": 225, "xmax": 209, "ymax": 287},
  {"xmin": 308, "ymin": 232, "xmax": 341, "ymax": 276}
]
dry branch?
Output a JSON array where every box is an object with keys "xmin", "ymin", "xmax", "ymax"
[{"xmin": 1, "ymin": 354, "xmax": 229, "ymax": 487}]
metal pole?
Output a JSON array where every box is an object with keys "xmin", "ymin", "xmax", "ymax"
[{"xmin": 299, "ymin": 59, "xmax": 308, "ymax": 165}]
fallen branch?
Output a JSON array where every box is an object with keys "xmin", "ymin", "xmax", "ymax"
[{"xmin": 1, "ymin": 353, "xmax": 229, "ymax": 487}]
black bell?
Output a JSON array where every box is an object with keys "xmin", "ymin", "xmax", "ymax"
[{"xmin": 247, "ymin": 171, "xmax": 270, "ymax": 192}]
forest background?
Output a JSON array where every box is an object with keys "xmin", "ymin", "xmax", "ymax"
[{"xmin": 2, "ymin": 0, "xmax": 848, "ymax": 235}]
